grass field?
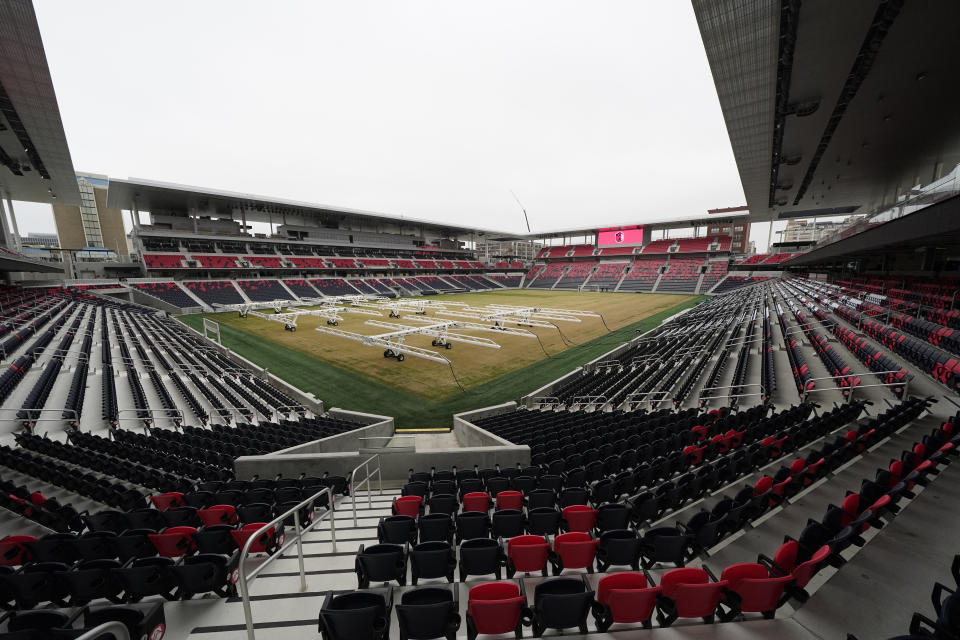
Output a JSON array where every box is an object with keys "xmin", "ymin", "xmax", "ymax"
[{"xmin": 180, "ymin": 290, "xmax": 702, "ymax": 427}]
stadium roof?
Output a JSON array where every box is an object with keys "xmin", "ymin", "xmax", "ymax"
[
  {"xmin": 526, "ymin": 211, "xmax": 751, "ymax": 240},
  {"xmin": 0, "ymin": 0, "xmax": 80, "ymax": 205},
  {"xmin": 693, "ymin": 0, "xmax": 960, "ymax": 223},
  {"xmin": 108, "ymin": 176, "xmax": 753, "ymax": 241},
  {"xmin": 107, "ymin": 177, "xmax": 520, "ymax": 239}
]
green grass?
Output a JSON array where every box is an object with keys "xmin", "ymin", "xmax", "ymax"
[{"xmin": 179, "ymin": 295, "xmax": 704, "ymax": 427}]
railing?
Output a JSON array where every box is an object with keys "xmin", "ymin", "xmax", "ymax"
[
  {"xmin": 621, "ymin": 389, "xmax": 670, "ymax": 409},
  {"xmin": 238, "ymin": 487, "xmax": 336, "ymax": 640},
  {"xmin": 591, "ymin": 359, "xmax": 622, "ymax": 371},
  {"xmin": 0, "ymin": 407, "xmax": 79, "ymax": 430},
  {"xmin": 75, "ymin": 621, "xmax": 130, "ymax": 640},
  {"xmin": 116, "ymin": 407, "xmax": 184, "ymax": 429},
  {"xmin": 698, "ymin": 382, "xmax": 764, "ymax": 403},
  {"xmin": 528, "ymin": 396, "xmax": 561, "ymax": 409},
  {"xmin": 800, "ymin": 372, "xmax": 910, "ymax": 403},
  {"xmin": 571, "ymin": 395, "xmax": 608, "ymax": 407},
  {"xmin": 275, "ymin": 403, "xmax": 308, "ymax": 416},
  {"xmin": 350, "ymin": 454, "xmax": 383, "ymax": 527}
]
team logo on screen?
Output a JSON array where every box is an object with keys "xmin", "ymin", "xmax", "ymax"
[{"xmin": 615, "ymin": 231, "xmax": 624, "ymax": 243}]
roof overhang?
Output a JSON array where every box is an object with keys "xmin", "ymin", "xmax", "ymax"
[
  {"xmin": 0, "ymin": 0, "xmax": 80, "ymax": 205},
  {"xmin": 528, "ymin": 211, "xmax": 752, "ymax": 240},
  {"xmin": 0, "ymin": 252, "xmax": 62, "ymax": 273},
  {"xmin": 785, "ymin": 193, "xmax": 960, "ymax": 267},
  {"xmin": 694, "ymin": 0, "xmax": 960, "ymax": 222},
  {"xmin": 106, "ymin": 177, "xmax": 511, "ymax": 239}
]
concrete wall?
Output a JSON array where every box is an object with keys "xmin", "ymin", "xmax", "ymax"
[
  {"xmin": 271, "ymin": 411, "xmax": 395, "ymax": 454},
  {"xmin": 233, "ymin": 443, "xmax": 530, "ymax": 485},
  {"xmin": 233, "ymin": 416, "xmax": 529, "ymax": 484},
  {"xmin": 453, "ymin": 402, "xmax": 518, "ymax": 446}
]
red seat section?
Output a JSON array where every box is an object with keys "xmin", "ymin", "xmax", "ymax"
[
  {"xmin": 244, "ymin": 255, "xmax": 283, "ymax": 268},
  {"xmin": 192, "ymin": 255, "xmax": 240, "ymax": 269},
  {"xmin": 288, "ymin": 257, "xmax": 327, "ymax": 269},
  {"xmin": 184, "ymin": 280, "xmax": 244, "ymax": 305},
  {"xmin": 657, "ymin": 258, "xmax": 705, "ymax": 293},
  {"xmin": 143, "ymin": 254, "xmax": 185, "ymax": 269},
  {"xmin": 131, "ymin": 282, "xmax": 197, "ymax": 308},
  {"xmin": 618, "ymin": 258, "xmax": 665, "ymax": 291}
]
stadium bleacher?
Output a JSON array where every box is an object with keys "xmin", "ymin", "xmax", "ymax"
[
  {"xmin": 527, "ymin": 263, "xmax": 569, "ymax": 288},
  {"xmin": 282, "ymin": 278, "xmax": 320, "ymax": 298},
  {"xmin": 618, "ymin": 258, "xmax": 665, "ymax": 291},
  {"xmin": 657, "ymin": 258, "xmax": 705, "ymax": 293},
  {"xmin": 309, "ymin": 277, "xmax": 359, "ymax": 296},
  {"xmin": 236, "ymin": 279, "xmax": 293, "ymax": 302},
  {"xmin": 554, "ymin": 263, "xmax": 594, "ymax": 289},
  {"xmin": 183, "ymin": 280, "xmax": 244, "ymax": 306},
  {"xmin": 130, "ymin": 282, "xmax": 198, "ymax": 308},
  {"xmin": 586, "ymin": 263, "xmax": 628, "ymax": 290}
]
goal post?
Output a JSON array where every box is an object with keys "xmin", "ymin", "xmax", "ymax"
[{"xmin": 202, "ymin": 318, "xmax": 221, "ymax": 345}]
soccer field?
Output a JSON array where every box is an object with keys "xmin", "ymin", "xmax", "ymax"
[{"xmin": 180, "ymin": 290, "xmax": 701, "ymax": 426}]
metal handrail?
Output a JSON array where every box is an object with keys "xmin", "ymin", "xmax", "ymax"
[
  {"xmin": 75, "ymin": 621, "xmax": 130, "ymax": 640},
  {"xmin": 239, "ymin": 486, "xmax": 336, "ymax": 640},
  {"xmin": 350, "ymin": 454, "xmax": 383, "ymax": 527},
  {"xmin": 529, "ymin": 396, "xmax": 561, "ymax": 407},
  {"xmin": 800, "ymin": 371, "xmax": 910, "ymax": 403},
  {"xmin": 571, "ymin": 395, "xmax": 608, "ymax": 405},
  {"xmin": 0, "ymin": 407, "xmax": 78, "ymax": 420},
  {"xmin": 116, "ymin": 407, "xmax": 184, "ymax": 423}
]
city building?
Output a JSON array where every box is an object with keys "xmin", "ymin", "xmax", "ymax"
[{"xmin": 706, "ymin": 220, "xmax": 750, "ymax": 253}]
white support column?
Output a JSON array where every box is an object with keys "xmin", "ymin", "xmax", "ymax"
[
  {"xmin": 5, "ymin": 197, "xmax": 21, "ymax": 250},
  {"xmin": 0, "ymin": 197, "xmax": 12, "ymax": 248},
  {"xmin": 131, "ymin": 202, "xmax": 141, "ymax": 229},
  {"xmin": 766, "ymin": 221, "xmax": 773, "ymax": 252}
]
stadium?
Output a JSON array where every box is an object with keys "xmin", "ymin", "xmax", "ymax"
[{"xmin": 0, "ymin": 1, "xmax": 959, "ymax": 639}]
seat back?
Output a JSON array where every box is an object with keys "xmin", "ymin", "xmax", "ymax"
[
  {"xmin": 419, "ymin": 513, "xmax": 455, "ymax": 543},
  {"xmin": 459, "ymin": 538, "xmax": 501, "ymax": 577},
  {"xmin": 791, "ymin": 544, "xmax": 831, "ymax": 588},
  {"xmin": 467, "ymin": 582, "xmax": 525, "ymax": 635},
  {"xmin": 148, "ymin": 526, "xmax": 197, "ymax": 558},
  {"xmin": 378, "ymin": 515, "xmax": 417, "ymax": 545},
  {"xmin": 597, "ymin": 572, "xmax": 659, "ymax": 624},
  {"xmin": 319, "ymin": 591, "xmax": 390, "ymax": 640},
  {"xmin": 508, "ymin": 535, "xmax": 550, "ymax": 573},
  {"xmin": 396, "ymin": 587, "xmax": 457, "ymax": 639},
  {"xmin": 660, "ymin": 568, "xmax": 726, "ymax": 618},
  {"xmin": 393, "ymin": 496, "xmax": 423, "ymax": 518},
  {"xmin": 410, "ymin": 541, "xmax": 455, "ymax": 581},
  {"xmin": 462, "ymin": 492, "xmax": 491, "ymax": 513},
  {"xmin": 496, "ymin": 491, "xmax": 524, "ymax": 511},
  {"xmin": 561, "ymin": 505, "xmax": 597, "ymax": 532},
  {"xmin": 149, "ymin": 492, "xmax": 184, "ymax": 511},
  {"xmin": 721, "ymin": 563, "xmax": 791, "ymax": 613},
  {"xmin": 533, "ymin": 578, "xmax": 592, "ymax": 631},
  {"xmin": 553, "ymin": 532, "xmax": 598, "ymax": 570},
  {"xmin": 357, "ymin": 544, "xmax": 406, "ymax": 584},
  {"xmin": 197, "ymin": 505, "xmax": 237, "ymax": 527}
]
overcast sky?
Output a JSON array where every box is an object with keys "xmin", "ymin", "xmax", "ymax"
[{"xmin": 18, "ymin": 1, "xmax": 779, "ymax": 246}]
